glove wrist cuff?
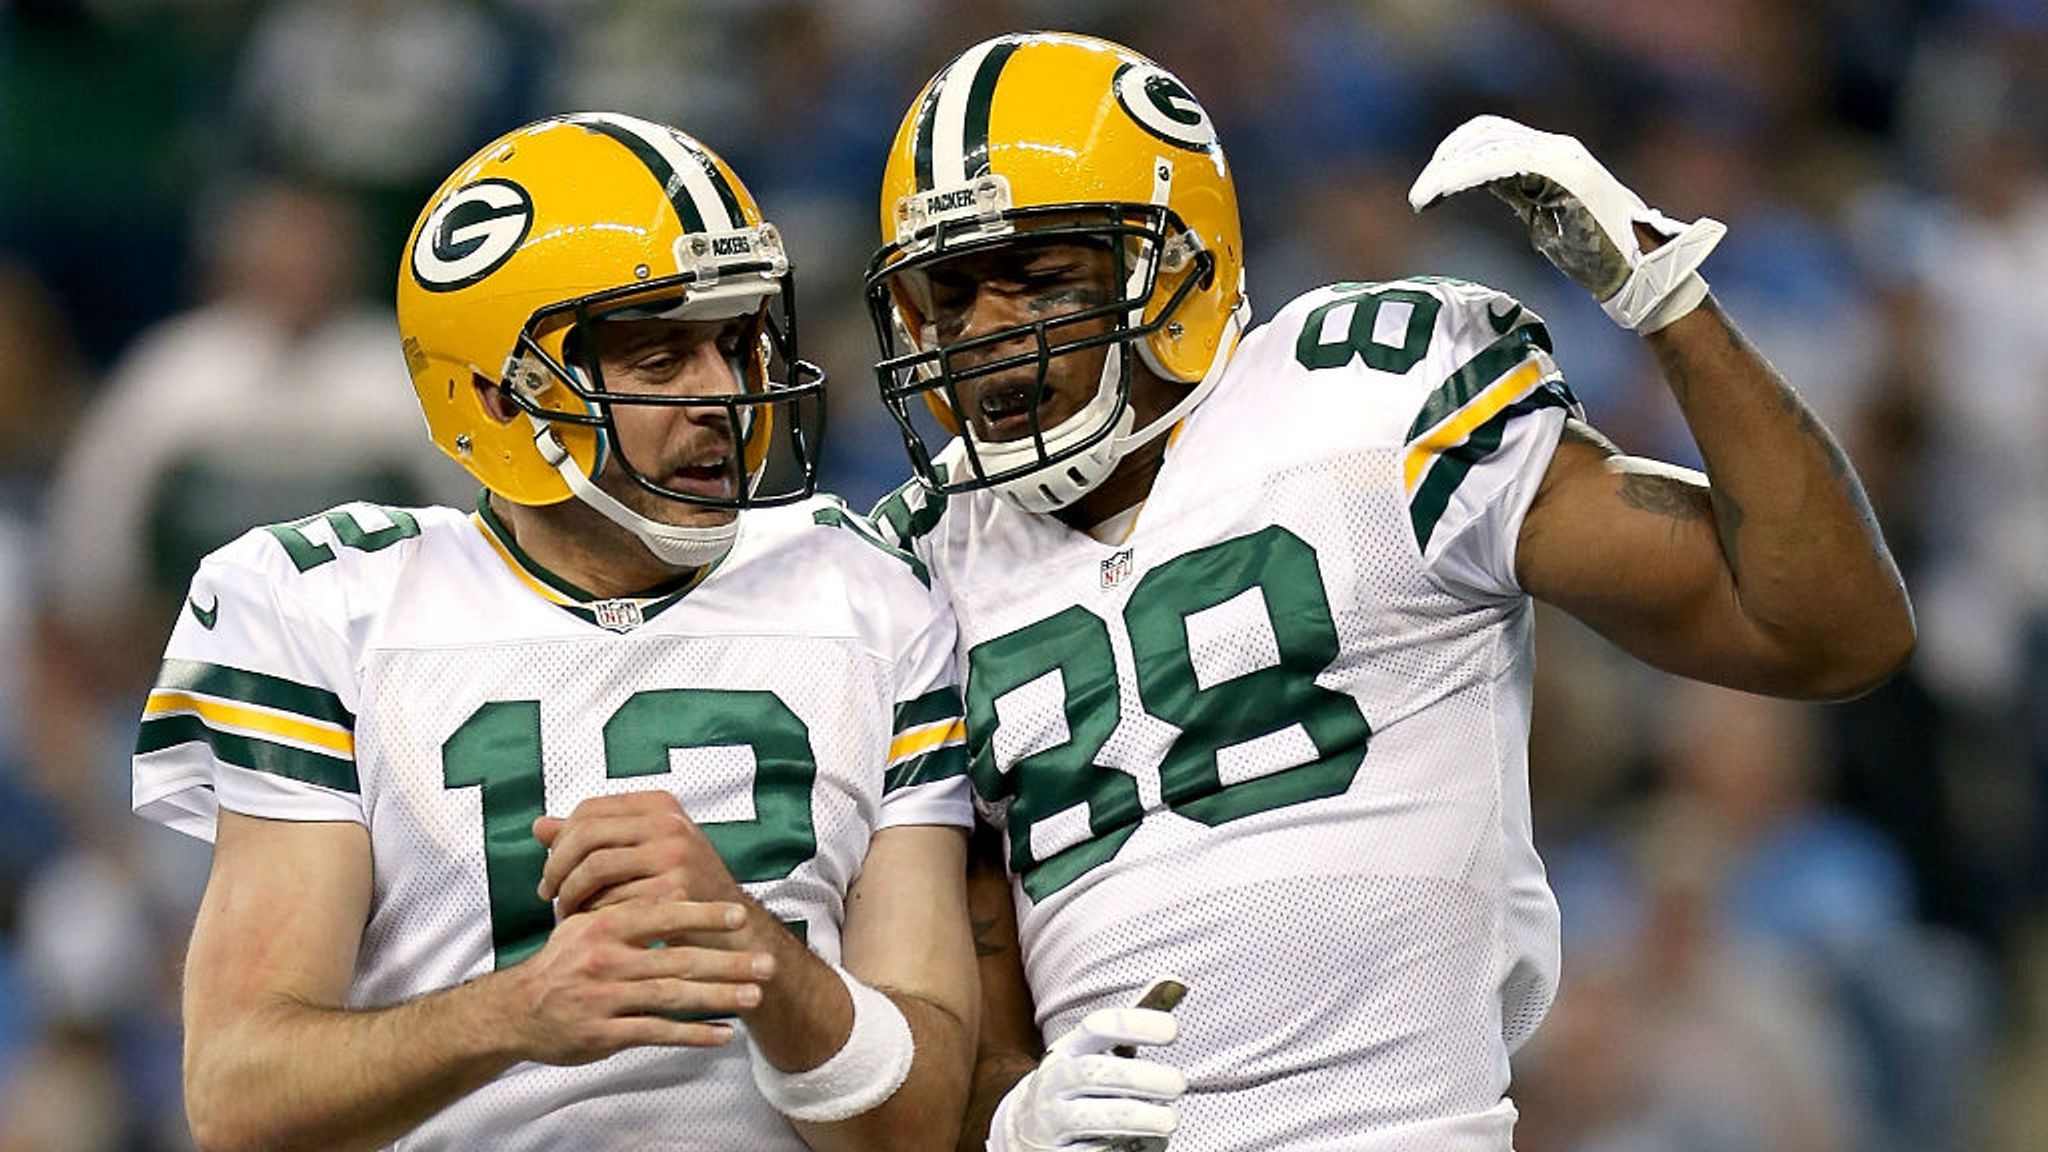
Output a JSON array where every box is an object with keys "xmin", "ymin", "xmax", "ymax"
[
  {"xmin": 1599, "ymin": 215, "xmax": 1726, "ymax": 332},
  {"xmin": 1636, "ymin": 270, "xmax": 1711, "ymax": 334}
]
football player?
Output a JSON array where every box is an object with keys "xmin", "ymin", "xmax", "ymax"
[
  {"xmin": 133, "ymin": 113, "xmax": 977, "ymax": 1150},
  {"xmin": 862, "ymin": 32, "xmax": 1914, "ymax": 1152}
]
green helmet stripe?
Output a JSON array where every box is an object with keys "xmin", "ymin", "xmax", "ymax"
[
  {"xmin": 958, "ymin": 37, "xmax": 1020, "ymax": 180},
  {"xmin": 923, "ymin": 36, "xmax": 1021, "ymax": 189},
  {"xmin": 912, "ymin": 65, "xmax": 947, "ymax": 192}
]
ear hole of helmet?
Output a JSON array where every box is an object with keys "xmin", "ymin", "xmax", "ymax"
[{"xmin": 472, "ymin": 371, "xmax": 522, "ymax": 425}]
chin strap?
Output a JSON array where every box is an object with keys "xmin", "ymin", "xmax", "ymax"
[
  {"xmin": 1118, "ymin": 301, "xmax": 1244, "ymax": 459},
  {"xmin": 530, "ymin": 416, "xmax": 737, "ymax": 568}
]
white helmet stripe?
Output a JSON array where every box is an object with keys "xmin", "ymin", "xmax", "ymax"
[
  {"xmin": 930, "ymin": 37, "xmax": 1015, "ymax": 188},
  {"xmin": 571, "ymin": 112, "xmax": 741, "ymax": 233}
]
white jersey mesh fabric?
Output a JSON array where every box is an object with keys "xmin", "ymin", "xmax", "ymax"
[
  {"xmin": 133, "ymin": 497, "xmax": 968, "ymax": 1149},
  {"xmin": 884, "ymin": 278, "xmax": 1573, "ymax": 1149}
]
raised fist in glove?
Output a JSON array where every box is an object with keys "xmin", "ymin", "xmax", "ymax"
[
  {"xmin": 1408, "ymin": 114, "xmax": 1725, "ymax": 334},
  {"xmin": 988, "ymin": 1005, "xmax": 1187, "ymax": 1152}
]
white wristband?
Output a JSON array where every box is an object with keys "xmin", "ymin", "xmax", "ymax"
[{"xmin": 749, "ymin": 965, "xmax": 915, "ymax": 1123}]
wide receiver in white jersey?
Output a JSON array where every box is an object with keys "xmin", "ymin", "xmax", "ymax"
[
  {"xmin": 131, "ymin": 114, "xmax": 978, "ymax": 1151},
  {"xmin": 860, "ymin": 32, "xmax": 1914, "ymax": 1152}
]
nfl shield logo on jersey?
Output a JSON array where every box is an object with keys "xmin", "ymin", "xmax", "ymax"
[
  {"xmin": 591, "ymin": 599, "xmax": 645, "ymax": 633},
  {"xmin": 1100, "ymin": 549, "xmax": 1133, "ymax": 590}
]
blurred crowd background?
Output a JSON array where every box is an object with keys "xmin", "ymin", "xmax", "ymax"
[{"xmin": 2, "ymin": 0, "xmax": 2045, "ymax": 1148}]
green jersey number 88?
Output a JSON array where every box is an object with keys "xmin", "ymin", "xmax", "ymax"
[{"xmin": 966, "ymin": 526, "xmax": 1371, "ymax": 901}]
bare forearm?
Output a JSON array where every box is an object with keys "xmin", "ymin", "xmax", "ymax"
[
  {"xmin": 1648, "ymin": 297, "xmax": 1914, "ymax": 693},
  {"xmin": 185, "ymin": 976, "xmax": 522, "ymax": 1152}
]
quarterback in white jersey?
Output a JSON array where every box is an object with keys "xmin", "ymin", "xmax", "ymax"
[
  {"xmin": 135, "ymin": 115, "xmax": 979, "ymax": 1151},
  {"xmin": 138, "ymin": 496, "xmax": 965, "ymax": 1149},
  {"xmin": 862, "ymin": 33, "xmax": 1913, "ymax": 1152}
]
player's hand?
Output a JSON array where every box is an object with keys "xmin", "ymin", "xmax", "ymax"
[
  {"xmin": 535, "ymin": 791, "xmax": 745, "ymax": 917},
  {"xmin": 1408, "ymin": 114, "xmax": 1725, "ymax": 333},
  {"xmin": 989, "ymin": 1006, "xmax": 1186, "ymax": 1152},
  {"xmin": 501, "ymin": 896, "xmax": 769, "ymax": 1064}
]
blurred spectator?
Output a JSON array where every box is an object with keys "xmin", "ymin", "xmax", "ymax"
[
  {"xmin": 0, "ymin": 260, "xmax": 88, "ymax": 778},
  {"xmin": 517, "ymin": 0, "xmax": 748, "ymax": 148},
  {"xmin": 1659, "ymin": 683, "xmax": 1994, "ymax": 1152},
  {"xmin": 229, "ymin": 0, "xmax": 515, "ymax": 261},
  {"xmin": 1521, "ymin": 797, "xmax": 1859, "ymax": 1152},
  {"xmin": 35, "ymin": 177, "xmax": 468, "ymax": 845},
  {"xmin": 0, "ymin": 258, "xmax": 92, "ymax": 1132},
  {"xmin": 1529, "ymin": 683, "xmax": 1993, "ymax": 1152},
  {"xmin": 1854, "ymin": 3, "xmax": 2048, "ymax": 942},
  {"xmin": 1, "ymin": 1, "xmax": 2041, "ymax": 1148}
]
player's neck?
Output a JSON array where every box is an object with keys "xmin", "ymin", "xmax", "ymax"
[
  {"xmin": 1053, "ymin": 365, "xmax": 1182, "ymax": 533},
  {"xmin": 1056, "ymin": 438, "xmax": 1167, "ymax": 533},
  {"xmin": 487, "ymin": 493, "xmax": 702, "ymax": 599}
]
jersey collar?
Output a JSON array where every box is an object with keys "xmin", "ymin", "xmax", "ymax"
[{"xmin": 469, "ymin": 490, "xmax": 715, "ymax": 629}]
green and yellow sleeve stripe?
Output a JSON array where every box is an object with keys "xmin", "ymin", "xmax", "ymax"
[
  {"xmin": 885, "ymin": 687, "xmax": 968, "ymax": 793},
  {"xmin": 134, "ymin": 659, "xmax": 359, "ymax": 793},
  {"xmin": 1404, "ymin": 327, "xmax": 1575, "ymax": 551}
]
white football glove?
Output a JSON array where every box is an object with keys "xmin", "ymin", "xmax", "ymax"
[
  {"xmin": 987, "ymin": 1006, "xmax": 1187, "ymax": 1152},
  {"xmin": 1408, "ymin": 114, "xmax": 1726, "ymax": 334}
]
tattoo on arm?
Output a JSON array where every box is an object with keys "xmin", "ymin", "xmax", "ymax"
[
  {"xmin": 1779, "ymin": 383, "xmax": 1854, "ymax": 483},
  {"xmin": 1617, "ymin": 469, "xmax": 1741, "ymax": 568},
  {"xmin": 1616, "ymin": 472, "xmax": 1708, "ymax": 521},
  {"xmin": 971, "ymin": 913, "xmax": 1009, "ymax": 960}
]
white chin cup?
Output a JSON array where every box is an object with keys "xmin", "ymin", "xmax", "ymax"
[
  {"xmin": 532, "ymin": 417, "xmax": 738, "ymax": 567},
  {"xmin": 977, "ymin": 306, "xmax": 1244, "ymax": 515},
  {"xmin": 976, "ymin": 351, "xmax": 1132, "ymax": 514}
]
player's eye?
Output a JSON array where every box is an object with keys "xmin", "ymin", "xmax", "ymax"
[
  {"xmin": 627, "ymin": 350, "xmax": 681, "ymax": 379},
  {"xmin": 927, "ymin": 274, "xmax": 975, "ymax": 315}
]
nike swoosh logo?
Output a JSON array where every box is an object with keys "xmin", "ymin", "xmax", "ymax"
[
  {"xmin": 1487, "ymin": 301, "xmax": 1524, "ymax": 334},
  {"xmin": 188, "ymin": 594, "xmax": 219, "ymax": 630}
]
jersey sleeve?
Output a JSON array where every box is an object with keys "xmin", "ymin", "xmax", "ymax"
[
  {"xmin": 868, "ymin": 516, "xmax": 971, "ymax": 832},
  {"xmin": 1386, "ymin": 281, "xmax": 1580, "ymax": 601},
  {"xmin": 867, "ymin": 476, "xmax": 945, "ymax": 561},
  {"xmin": 132, "ymin": 527, "xmax": 366, "ymax": 842}
]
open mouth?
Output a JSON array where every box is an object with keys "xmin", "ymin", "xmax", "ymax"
[
  {"xmin": 975, "ymin": 383, "xmax": 1053, "ymax": 441},
  {"xmin": 668, "ymin": 454, "xmax": 738, "ymax": 499}
]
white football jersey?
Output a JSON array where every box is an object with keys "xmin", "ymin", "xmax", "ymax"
[
  {"xmin": 874, "ymin": 279, "xmax": 1576, "ymax": 1151},
  {"xmin": 133, "ymin": 494, "xmax": 970, "ymax": 1151}
]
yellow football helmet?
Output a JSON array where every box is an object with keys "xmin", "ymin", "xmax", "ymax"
[
  {"xmin": 398, "ymin": 112, "xmax": 824, "ymax": 561},
  {"xmin": 865, "ymin": 32, "xmax": 1247, "ymax": 511}
]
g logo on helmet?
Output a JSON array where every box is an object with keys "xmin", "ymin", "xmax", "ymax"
[
  {"xmin": 411, "ymin": 178, "xmax": 534, "ymax": 292},
  {"xmin": 1112, "ymin": 62, "xmax": 1217, "ymax": 151}
]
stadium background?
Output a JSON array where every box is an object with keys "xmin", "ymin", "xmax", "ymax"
[{"xmin": 2, "ymin": 0, "xmax": 2045, "ymax": 1148}]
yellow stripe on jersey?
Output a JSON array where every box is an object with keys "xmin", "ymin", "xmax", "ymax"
[
  {"xmin": 142, "ymin": 689, "xmax": 356, "ymax": 758},
  {"xmin": 887, "ymin": 717, "xmax": 967, "ymax": 767},
  {"xmin": 1403, "ymin": 358, "xmax": 1545, "ymax": 493}
]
